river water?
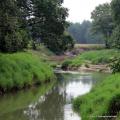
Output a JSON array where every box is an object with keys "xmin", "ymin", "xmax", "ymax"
[{"xmin": 0, "ymin": 72, "xmax": 108, "ymax": 120}]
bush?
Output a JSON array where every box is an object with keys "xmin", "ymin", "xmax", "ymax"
[
  {"xmin": 61, "ymin": 60, "xmax": 72, "ymax": 70},
  {"xmin": 110, "ymin": 57, "xmax": 120, "ymax": 73}
]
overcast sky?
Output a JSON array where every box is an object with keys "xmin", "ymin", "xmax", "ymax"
[{"xmin": 63, "ymin": 0, "xmax": 111, "ymax": 23}]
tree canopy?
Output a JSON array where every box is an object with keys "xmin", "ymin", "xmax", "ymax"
[
  {"xmin": 0, "ymin": 0, "xmax": 74, "ymax": 53},
  {"xmin": 91, "ymin": 3, "xmax": 114, "ymax": 48}
]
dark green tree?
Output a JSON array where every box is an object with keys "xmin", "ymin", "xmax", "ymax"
[
  {"xmin": 111, "ymin": 0, "xmax": 120, "ymax": 49},
  {"xmin": 91, "ymin": 3, "xmax": 114, "ymax": 48},
  {"xmin": 0, "ymin": 0, "xmax": 29, "ymax": 52},
  {"xmin": 30, "ymin": 0, "xmax": 73, "ymax": 53}
]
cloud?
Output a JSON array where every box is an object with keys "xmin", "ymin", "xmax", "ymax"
[{"xmin": 63, "ymin": 0, "xmax": 111, "ymax": 23}]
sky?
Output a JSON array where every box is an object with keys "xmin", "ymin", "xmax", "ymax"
[{"xmin": 63, "ymin": 0, "xmax": 111, "ymax": 23}]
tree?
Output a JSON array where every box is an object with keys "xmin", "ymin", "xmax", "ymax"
[
  {"xmin": 0, "ymin": 0, "xmax": 74, "ymax": 53},
  {"xmin": 110, "ymin": 0, "xmax": 120, "ymax": 49},
  {"xmin": 0, "ymin": 0, "xmax": 29, "ymax": 52},
  {"xmin": 68, "ymin": 21, "xmax": 104, "ymax": 44},
  {"xmin": 111, "ymin": 0, "xmax": 120, "ymax": 25},
  {"xmin": 110, "ymin": 25, "xmax": 120, "ymax": 49},
  {"xmin": 91, "ymin": 3, "xmax": 114, "ymax": 48},
  {"xmin": 30, "ymin": 0, "xmax": 73, "ymax": 53}
]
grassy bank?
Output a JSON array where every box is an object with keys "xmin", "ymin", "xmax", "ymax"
[
  {"xmin": 73, "ymin": 73, "xmax": 120, "ymax": 120},
  {"xmin": 62, "ymin": 49, "xmax": 120, "ymax": 69},
  {"xmin": 0, "ymin": 52, "xmax": 55, "ymax": 93}
]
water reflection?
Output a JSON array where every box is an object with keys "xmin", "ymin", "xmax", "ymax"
[
  {"xmin": 23, "ymin": 73, "xmax": 93, "ymax": 120},
  {"xmin": 0, "ymin": 73, "xmax": 98, "ymax": 120}
]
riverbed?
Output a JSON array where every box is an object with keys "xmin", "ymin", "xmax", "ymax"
[{"xmin": 0, "ymin": 72, "xmax": 108, "ymax": 120}]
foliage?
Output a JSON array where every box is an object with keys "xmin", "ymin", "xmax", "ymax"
[
  {"xmin": 111, "ymin": 0, "xmax": 120, "ymax": 49},
  {"xmin": 91, "ymin": 3, "xmax": 114, "ymax": 48},
  {"xmin": 30, "ymin": 0, "xmax": 74, "ymax": 53},
  {"xmin": 62, "ymin": 50, "xmax": 120, "ymax": 68},
  {"xmin": 73, "ymin": 74, "xmax": 120, "ymax": 120},
  {"xmin": 110, "ymin": 57, "xmax": 120, "ymax": 73},
  {"xmin": 111, "ymin": 0, "xmax": 120, "ymax": 25},
  {"xmin": 61, "ymin": 60, "xmax": 72, "ymax": 70},
  {"xmin": 0, "ymin": 0, "xmax": 73, "ymax": 53},
  {"xmin": 68, "ymin": 21, "xmax": 104, "ymax": 44},
  {"xmin": 110, "ymin": 25, "xmax": 120, "ymax": 49},
  {"xmin": 0, "ymin": 52, "xmax": 55, "ymax": 92},
  {"xmin": 0, "ymin": 0, "xmax": 29, "ymax": 52}
]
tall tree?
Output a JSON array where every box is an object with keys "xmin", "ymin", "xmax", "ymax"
[
  {"xmin": 0, "ymin": 0, "xmax": 29, "ymax": 52},
  {"xmin": 68, "ymin": 21, "xmax": 104, "ymax": 44},
  {"xmin": 91, "ymin": 3, "xmax": 114, "ymax": 48},
  {"xmin": 30, "ymin": 0, "xmax": 72, "ymax": 53},
  {"xmin": 110, "ymin": 0, "xmax": 120, "ymax": 49}
]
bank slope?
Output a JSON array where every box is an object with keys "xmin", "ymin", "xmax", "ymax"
[
  {"xmin": 62, "ymin": 49, "xmax": 120, "ymax": 69},
  {"xmin": 73, "ymin": 74, "xmax": 120, "ymax": 120},
  {"xmin": 0, "ymin": 52, "xmax": 55, "ymax": 93}
]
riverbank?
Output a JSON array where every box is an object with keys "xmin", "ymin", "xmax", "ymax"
[
  {"xmin": 61, "ymin": 49, "xmax": 120, "ymax": 120},
  {"xmin": 62, "ymin": 49, "xmax": 120, "ymax": 72},
  {"xmin": 73, "ymin": 73, "xmax": 120, "ymax": 120},
  {"xmin": 0, "ymin": 52, "xmax": 55, "ymax": 93}
]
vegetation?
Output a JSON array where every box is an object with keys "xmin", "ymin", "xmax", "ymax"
[
  {"xmin": 110, "ymin": 0, "xmax": 120, "ymax": 49},
  {"xmin": 68, "ymin": 21, "xmax": 104, "ymax": 44},
  {"xmin": 72, "ymin": 1, "xmax": 120, "ymax": 118},
  {"xmin": 75, "ymin": 44, "xmax": 105, "ymax": 50},
  {"xmin": 110, "ymin": 57, "xmax": 120, "ymax": 73},
  {"xmin": 0, "ymin": 52, "xmax": 55, "ymax": 93},
  {"xmin": 91, "ymin": 3, "xmax": 114, "ymax": 48},
  {"xmin": 62, "ymin": 49, "xmax": 120, "ymax": 69},
  {"xmin": 73, "ymin": 74, "xmax": 120, "ymax": 120},
  {"xmin": 0, "ymin": 0, "xmax": 74, "ymax": 53}
]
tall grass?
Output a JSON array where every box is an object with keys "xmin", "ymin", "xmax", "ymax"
[
  {"xmin": 73, "ymin": 74, "xmax": 120, "ymax": 120},
  {"xmin": 0, "ymin": 52, "xmax": 55, "ymax": 92}
]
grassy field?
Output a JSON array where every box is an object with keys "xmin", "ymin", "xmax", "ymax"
[
  {"xmin": 0, "ymin": 52, "xmax": 55, "ymax": 93},
  {"xmin": 73, "ymin": 73, "xmax": 120, "ymax": 120},
  {"xmin": 62, "ymin": 49, "xmax": 120, "ymax": 69},
  {"xmin": 75, "ymin": 44, "xmax": 105, "ymax": 50}
]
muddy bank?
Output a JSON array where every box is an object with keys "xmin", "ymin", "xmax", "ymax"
[{"xmin": 61, "ymin": 64, "xmax": 111, "ymax": 73}]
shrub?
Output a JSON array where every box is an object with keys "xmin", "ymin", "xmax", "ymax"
[
  {"xmin": 61, "ymin": 60, "xmax": 72, "ymax": 70},
  {"xmin": 110, "ymin": 57, "xmax": 120, "ymax": 73}
]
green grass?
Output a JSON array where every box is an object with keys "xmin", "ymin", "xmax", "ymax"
[
  {"xmin": 62, "ymin": 49, "xmax": 120, "ymax": 68},
  {"xmin": 73, "ymin": 73, "xmax": 120, "ymax": 120},
  {"xmin": 0, "ymin": 52, "xmax": 55, "ymax": 92}
]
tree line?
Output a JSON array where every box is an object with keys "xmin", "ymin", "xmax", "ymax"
[
  {"xmin": 0, "ymin": 0, "xmax": 74, "ymax": 54},
  {"xmin": 68, "ymin": 0, "xmax": 120, "ymax": 49},
  {"xmin": 68, "ymin": 21, "xmax": 104, "ymax": 44},
  {"xmin": 91, "ymin": 0, "xmax": 120, "ymax": 49}
]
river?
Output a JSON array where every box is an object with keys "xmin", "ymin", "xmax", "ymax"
[{"xmin": 0, "ymin": 72, "xmax": 108, "ymax": 120}]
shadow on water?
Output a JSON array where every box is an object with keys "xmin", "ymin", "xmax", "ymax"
[{"xmin": 0, "ymin": 72, "xmax": 108, "ymax": 120}]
